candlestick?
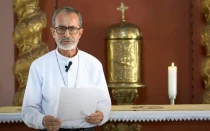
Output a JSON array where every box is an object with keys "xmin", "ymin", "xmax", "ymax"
[{"xmin": 168, "ymin": 62, "xmax": 177, "ymax": 105}]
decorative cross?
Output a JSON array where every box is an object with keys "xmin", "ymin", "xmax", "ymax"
[{"xmin": 117, "ymin": 2, "xmax": 129, "ymax": 22}]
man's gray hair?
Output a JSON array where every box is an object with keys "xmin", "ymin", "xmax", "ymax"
[{"xmin": 52, "ymin": 6, "xmax": 83, "ymax": 28}]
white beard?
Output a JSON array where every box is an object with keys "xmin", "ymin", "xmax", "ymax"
[
  {"xmin": 56, "ymin": 37, "xmax": 79, "ymax": 50},
  {"xmin": 57, "ymin": 42, "xmax": 78, "ymax": 50}
]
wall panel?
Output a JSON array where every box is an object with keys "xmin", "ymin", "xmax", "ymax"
[{"xmin": 57, "ymin": 0, "xmax": 191, "ymax": 104}]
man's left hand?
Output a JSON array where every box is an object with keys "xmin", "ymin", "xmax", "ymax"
[{"xmin": 85, "ymin": 110, "xmax": 103, "ymax": 124}]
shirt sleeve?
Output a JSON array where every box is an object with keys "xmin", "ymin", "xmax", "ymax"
[
  {"xmin": 22, "ymin": 62, "xmax": 45, "ymax": 129},
  {"xmin": 93, "ymin": 62, "xmax": 112, "ymax": 125}
]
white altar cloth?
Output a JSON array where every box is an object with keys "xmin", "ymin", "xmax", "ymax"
[
  {"xmin": 109, "ymin": 111, "xmax": 210, "ymax": 122},
  {"xmin": 1, "ymin": 111, "xmax": 210, "ymax": 123},
  {"xmin": 0, "ymin": 113, "xmax": 22, "ymax": 123},
  {"xmin": 1, "ymin": 105, "xmax": 210, "ymax": 123}
]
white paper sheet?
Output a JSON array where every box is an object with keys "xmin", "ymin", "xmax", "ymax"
[{"xmin": 56, "ymin": 87, "xmax": 107, "ymax": 121}]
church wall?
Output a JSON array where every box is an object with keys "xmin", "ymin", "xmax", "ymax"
[
  {"xmin": 39, "ymin": 0, "xmax": 56, "ymax": 50},
  {"xmin": 56, "ymin": 0, "xmax": 194, "ymax": 104},
  {"xmin": 0, "ymin": 0, "xmax": 208, "ymax": 130},
  {"xmin": 0, "ymin": 0, "xmax": 14, "ymax": 106},
  {"xmin": 36, "ymin": 0, "xmax": 206, "ymax": 104},
  {"xmin": 10, "ymin": 0, "xmax": 205, "ymax": 105}
]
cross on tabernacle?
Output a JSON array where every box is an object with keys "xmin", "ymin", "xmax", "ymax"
[{"xmin": 117, "ymin": 2, "xmax": 129, "ymax": 22}]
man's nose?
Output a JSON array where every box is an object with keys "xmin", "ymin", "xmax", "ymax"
[{"xmin": 63, "ymin": 29, "xmax": 71, "ymax": 38}]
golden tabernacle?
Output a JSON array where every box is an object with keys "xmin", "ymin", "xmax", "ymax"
[{"xmin": 105, "ymin": 2, "xmax": 145, "ymax": 105}]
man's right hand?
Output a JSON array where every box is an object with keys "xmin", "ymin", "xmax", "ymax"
[{"xmin": 43, "ymin": 115, "xmax": 62, "ymax": 131}]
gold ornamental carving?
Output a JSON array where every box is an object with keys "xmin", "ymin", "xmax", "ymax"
[
  {"xmin": 12, "ymin": 0, "xmax": 48, "ymax": 106},
  {"xmin": 112, "ymin": 89, "xmax": 138, "ymax": 105},
  {"xmin": 106, "ymin": 2, "xmax": 145, "ymax": 105},
  {"xmin": 102, "ymin": 122, "xmax": 142, "ymax": 131},
  {"xmin": 201, "ymin": 0, "xmax": 210, "ymax": 104}
]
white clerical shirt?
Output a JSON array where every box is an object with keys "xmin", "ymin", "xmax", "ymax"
[{"xmin": 22, "ymin": 49, "xmax": 111, "ymax": 129}]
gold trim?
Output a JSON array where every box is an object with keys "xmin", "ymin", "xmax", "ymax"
[
  {"xmin": 111, "ymin": 104, "xmax": 210, "ymax": 111},
  {"xmin": 0, "ymin": 106, "xmax": 22, "ymax": 113}
]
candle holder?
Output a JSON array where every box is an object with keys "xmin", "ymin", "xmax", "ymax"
[{"xmin": 170, "ymin": 98, "xmax": 175, "ymax": 105}]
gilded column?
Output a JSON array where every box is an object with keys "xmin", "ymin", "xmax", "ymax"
[
  {"xmin": 201, "ymin": 0, "xmax": 210, "ymax": 104},
  {"xmin": 12, "ymin": 0, "xmax": 48, "ymax": 105}
]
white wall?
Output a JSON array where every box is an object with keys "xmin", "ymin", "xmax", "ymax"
[{"xmin": 0, "ymin": 0, "xmax": 14, "ymax": 106}]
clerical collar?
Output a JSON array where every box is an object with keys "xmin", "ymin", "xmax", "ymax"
[
  {"xmin": 55, "ymin": 48, "xmax": 79, "ymax": 63},
  {"xmin": 55, "ymin": 48, "xmax": 80, "ymax": 88}
]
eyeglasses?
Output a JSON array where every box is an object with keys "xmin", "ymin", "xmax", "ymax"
[{"xmin": 54, "ymin": 26, "xmax": 81, "ymax": 35}]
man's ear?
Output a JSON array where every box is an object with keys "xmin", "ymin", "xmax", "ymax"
[
  {"xmin": 50, "ymin": 27, "xmax": 56, "ymax": 38},
  {"xmin": 78, "ymin": 28, "xmax": 84, "ymax": 37}
]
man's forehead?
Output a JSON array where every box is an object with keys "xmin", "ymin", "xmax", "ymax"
[
  {"xmin": 56, "ymin": 12, "xmax": 78, "ymax": 19},
  {"xmin": 55, "ymin": 12, "xmax": 79, "ymax": 26}
]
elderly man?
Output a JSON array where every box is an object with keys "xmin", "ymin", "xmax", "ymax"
[{"xmin": 22, "ymin": 6, "xmax": 111, "ymax": 131}]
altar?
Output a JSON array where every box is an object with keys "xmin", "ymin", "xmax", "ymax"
[{"xmin": 1, "ymin": 105, "xmax": 210, "ymax": 131}]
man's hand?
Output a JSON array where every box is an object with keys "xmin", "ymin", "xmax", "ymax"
[
  {"xmin": 43, "ymin": 115, "xmax": 62, "ymax": 131},
  {"xmin": 85, "ymin": 110, "xmax": 103, "ymax": 124}
]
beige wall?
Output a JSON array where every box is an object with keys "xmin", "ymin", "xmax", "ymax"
[{"xmin": 0, "ymin": 0, "xmax": 14, "ymax": 106}]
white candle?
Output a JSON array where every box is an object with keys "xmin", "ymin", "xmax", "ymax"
[{"xmin": 168, "ymin": 62, "xmax": 177, "ymax": 100}]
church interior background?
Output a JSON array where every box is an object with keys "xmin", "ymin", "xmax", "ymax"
[{"xmin": 1, "ymin": 0, "xmax": 210, "ymax": 131}]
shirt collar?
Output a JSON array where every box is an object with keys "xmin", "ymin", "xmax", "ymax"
[{"xmin": 55, "ymin": 47, "xmax": 79, "ymax": 63}]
